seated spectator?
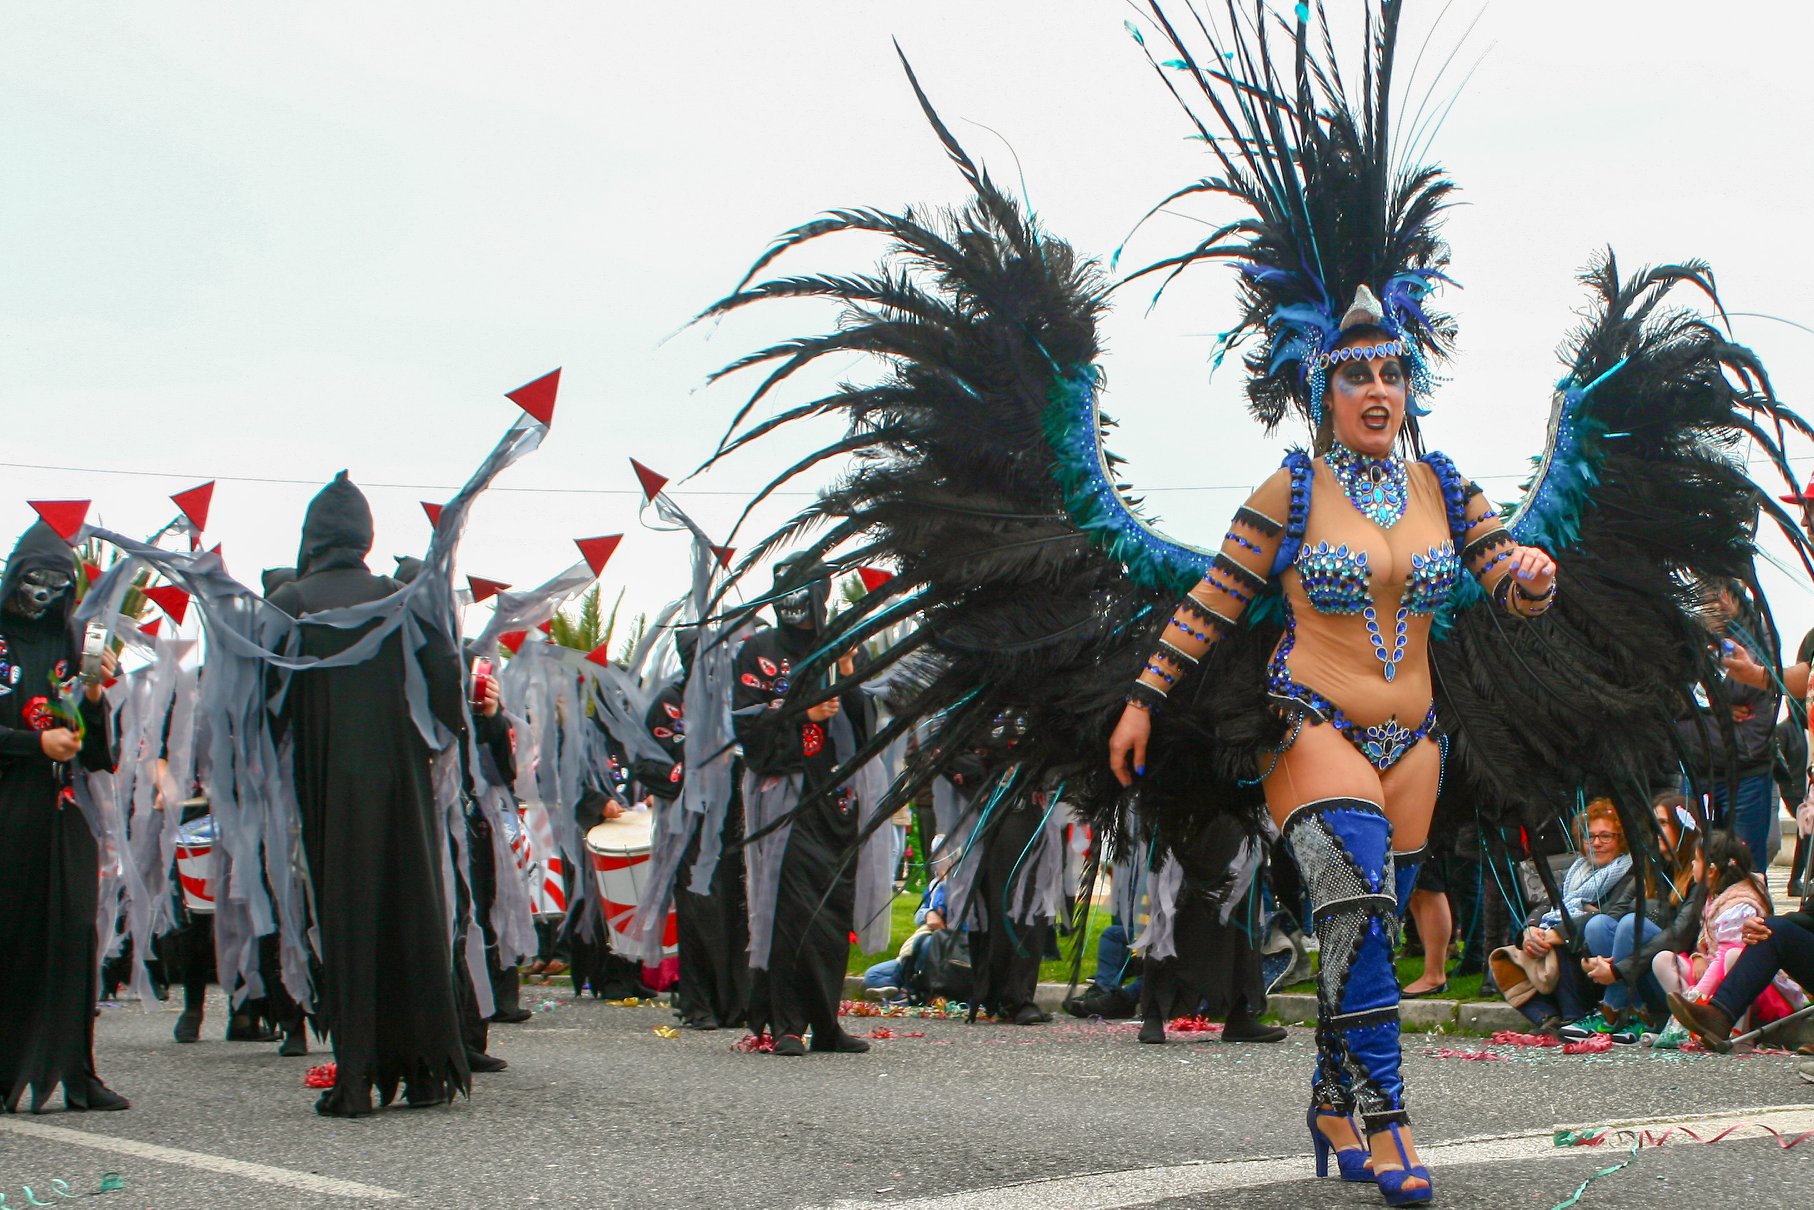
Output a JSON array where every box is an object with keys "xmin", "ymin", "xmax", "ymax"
[
  {"xmin": 1490, "ymin": 798, "xmax": 1635, "ymax": 1037},
  {"xmin": 1672, "ymin": 907, "xmax": 1814, "ymax": 1058},
  {"xmin": 1663, "ymin": 830, "xmax": 1808, "ymax": 1046},
  {"xmin": 1580, "ymin": 793, "xmax": 1703, "ymax": 1037},
  {"xmin": 863, "ymin": 847, "xmax": 951, "ymax": 1003}
]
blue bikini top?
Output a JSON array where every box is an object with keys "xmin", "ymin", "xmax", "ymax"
[{"xmin": 1277, "ymin": 450, "xmax": 1465, "ymax": 617}]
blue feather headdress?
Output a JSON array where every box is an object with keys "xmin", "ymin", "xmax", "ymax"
[{"xmin": 1124, "ymin": 1, "xmax": 1459, "ymax": 441}]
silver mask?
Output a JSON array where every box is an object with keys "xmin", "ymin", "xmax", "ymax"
[{"xmin": 10, "ymin": 568, "xmax": 72, "ymax": 620}]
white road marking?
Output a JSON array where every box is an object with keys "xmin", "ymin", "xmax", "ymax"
[
  {"xmin": 820, "ymin": 1105, "xmax": 1814, "ymax": 1210},
  {"xmin": 0, "ymin": 1117, "xmax": 404, "ymax": 1201}
]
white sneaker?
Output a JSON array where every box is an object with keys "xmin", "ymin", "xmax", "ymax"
[
  {"xmin": 866, "ymin": 986, "xmax": 901, "ymax": 1003},
  {"xmin": 1796, "ymin": 1057, "xmax": 1814, "ymax": 1085}
]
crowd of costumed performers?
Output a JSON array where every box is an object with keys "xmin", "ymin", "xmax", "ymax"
[
  {"xmin": 687, "ymin": 3, "xmax": 1814, "ymax": 1203},
  {"xmin": 9, "ymin": 5, "xmax": 1814, "ymax": 1200}
]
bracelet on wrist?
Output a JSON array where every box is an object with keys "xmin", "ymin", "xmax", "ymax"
[{"xmin": 1126, "ymin": 681, "xmax": 1168, "ymax": 713}]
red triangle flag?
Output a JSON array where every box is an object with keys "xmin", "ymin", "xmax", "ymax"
[
  {"xmin": 584, "ymin": 643, "xmax": 613, "ymax": 667},
  {"xmin": 629, "ymin": 459, "xmax": 668, "ymax": 502},
  {"xmin": 710, "ymin": 545, "xmax": 736, "ymax": 570},
  {"xmin": 27, "ymin": 500, "xmax": 89, "ymax": 544},
  {"xmin": 171, "ymin": 482, "xmax": 215, "ymax": 532},
  {"xmin": 857, "ymin": 567, "xmax": 893, "ymax": 593},
  {"xmin": 143, "ymin": 584, "xmax": 192, "ymax": 626},
  {"xmin": 574, "ymin": 535, "xmax": 622, "ymax": 577},
  {"xmin": 498, "ymin": 631, "xmax": 528, "ymax": 655},
  {"xmin": 82, "ymin": 562, "xmax": 103, "ymax": 585},
  {"xmin": 536, "ymin": 619, "xmax": 554, "ymax": 635},
  {"xmin": 141, "ymin": 618, "xmax": 162, "ymax": 639},
  {"xmin": 421, "ymin": 502, "xmax": 445, "ymax": 528},
  {"xmin": 507, "ymin": 368, "xmax": 561, "ymax": 427},
  {"xmin": 467, "ymin": 576, "xmax": 511, "ymax": 604}
]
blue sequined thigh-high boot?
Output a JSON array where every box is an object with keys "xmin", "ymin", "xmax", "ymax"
[
  {"xmin": 1285, "ymin": 799, "xmax": 1394, "ymax": 1183},
  {"xmin": 1391, "ymin": 846, "xmax": 1426, "ymax": 923},
  {"xmin": 1284, "ymin": 798, "xmax": 1429, "ymax": 1204}
]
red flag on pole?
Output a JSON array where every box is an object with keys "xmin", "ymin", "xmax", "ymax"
[
  {"xmin": 170, "ymin": 482, "xmax": 215, "ymax": 532},
  {"xmin": 574, "ymin": 535, "xmax": 622, "ymax": 577},
  {"xmin": 467, "ymin": 577, "xmax": 510, "ymax": 604},
  {"xmin": 27, "ymin": 500, "xmax": 89, "ymax": 544},
  {"xmin": 507, "ymin": 368, "xmax": 561, "ymax": 426},
  {"xmin": 629, "ymin": 459, "xmax": 669, "ymax": 502},
  {"xmin": 142, "ymin": 584, "xmax": 192, "ymax": 626}
]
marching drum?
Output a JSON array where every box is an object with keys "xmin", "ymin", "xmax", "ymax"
[
  {"xmin": 518, "ymin": 804, "xmax": 568, "ymax": 920},
  {"xmin": 585, "ymin": 813, "xmax": 679, "ymax": 963},
  {"xmin": 174, "ymin": 806, "xmax": 217, "ymax": 914}
]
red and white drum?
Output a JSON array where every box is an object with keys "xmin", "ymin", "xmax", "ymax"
[
  {"xmin": 518, "ymin": 804, "xmax": 568, "ymax": 920},
  {"xmin": 586, "ymin": 814, "xmax": 678, "ymax": 980},
  {"xmin": 174, "ymin": 807, "xmax": 217, "ymax": 914}
]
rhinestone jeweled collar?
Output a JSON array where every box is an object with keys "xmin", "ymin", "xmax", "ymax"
[{"xmin": 1325, "ymin": 442, "xmax": 1407, "ymax": 529}]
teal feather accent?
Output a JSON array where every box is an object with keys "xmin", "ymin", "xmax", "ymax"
[
  {"xmin": 1507, "ymin": 359, "xmax": 1628, "ymax": 553},
  {"xmin": 1042, "ymin": 365, "xmax": 1213, "ymax": 594}
]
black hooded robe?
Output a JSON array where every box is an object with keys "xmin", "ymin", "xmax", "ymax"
[
  {"xmin": 1138, "ymin": 821, "xmax": 1268, "ymax": 1029},
  {"xmin": 0, "ymin": 522, "xmax": 116, "ymax": 1112},
  {"xmin": 734, "ymin": 624, "xmax": 872, "ymax": 1047},
  {"xmin": 267, "ymin": 475, "xmax": 469, "ymax": 1114},
  {"xmin": 635, "ymin": 678, "xmax": 749, "ymax": 1029},
  {"xmin": 963, "ymin": 796, "xmax": 1052, "ymax": 1021}
]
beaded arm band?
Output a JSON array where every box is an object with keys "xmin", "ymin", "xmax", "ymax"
[{"xmin": 1129, "ymin": 480, "xmax": 1283, "ymax": 712}]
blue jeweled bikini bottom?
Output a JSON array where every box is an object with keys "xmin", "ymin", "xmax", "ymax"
[{"xmin": 1266, "ymin": 674, "xmax": 1436, "ymax": 772}]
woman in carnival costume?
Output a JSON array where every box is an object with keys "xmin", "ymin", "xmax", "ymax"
[{"xmin": 697, "ymin": 2, "xmax": 1810, "ymax": 1204}]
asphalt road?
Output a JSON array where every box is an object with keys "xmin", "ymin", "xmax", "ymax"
[{"xmin": 3, "ymin": 991, "xmax": 1810, "ymax": 1209}]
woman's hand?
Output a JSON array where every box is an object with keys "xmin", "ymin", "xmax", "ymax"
[
  {"xmin": 1509, "ymin": 545, "xmax": 1556, "ymax": 595},
  {"xmin": 1582, "ymin": 956, "xmax": 1616, "ymax": 986},
  {"xmin": 837, "ymin": 651, "xmax": 857, "ymax": 678},
  {"xmin": 40, "ymin": 728, "xmax": 82, "ymax": 761},
  {"xmin": 1522, "ymin": 926, "xmax": 1554, "ymax": 958},
  {"xmin": 480, "ymin": 676, "xmax": 502, "ymax": 718},
  {"xmin": 1108, "ymin": 705, "xmax": 1151, "ymax": 788},
  {"xmin": 806, "ymin": 698, "xmax": 842, "ymax": 723},
  {"xmin": 1741, "ymin": 916, "xmax": 1774, "ymax": 945}
]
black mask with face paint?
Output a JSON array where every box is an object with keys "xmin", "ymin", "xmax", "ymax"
[{"xmin": 770, "ymin": 554, "xmax": 831, "ymax": 635}]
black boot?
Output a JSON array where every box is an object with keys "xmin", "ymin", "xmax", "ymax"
[{"xmin": 1223, "ymin": 1006, "xmax": 1288, "ymax": 1043}]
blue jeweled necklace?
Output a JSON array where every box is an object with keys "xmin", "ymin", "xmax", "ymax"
[{"xmin": 1325, "ymin": 442, "xmax": 1407, "ymax": 529}]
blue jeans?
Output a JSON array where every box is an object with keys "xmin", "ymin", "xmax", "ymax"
[
  {"xmin": 1090, "ymin": 923, "xmax": 1142, "ymax": 996},
  {"xmin": 1711, "ymin": 774, "xmax": 1776, "ymax": 870},
  {"xmin": 863, "ymin": 959, "xmax": 902, "ymax": 991},
  {"xmin": 1581, "ymin": 913, "xmax": 1663, "ymax": 1015},
  {"xmin": 1712, "ymin": 910, "xmax": 1814, "ymax": 1019}
]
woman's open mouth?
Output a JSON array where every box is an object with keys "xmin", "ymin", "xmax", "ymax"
[{"xmin": 1361, "ymin": 405, "xmax": 1392, "ymax": 432}]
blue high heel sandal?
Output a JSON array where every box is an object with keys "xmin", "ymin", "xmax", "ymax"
[
  {"xmin": 1306, "ymin": 1105, "xmax": 1372, "ymax": 1182},
  {"xmin": 1370, "ymin": 1122, "xmax": 1433, "ymax": 1205}
]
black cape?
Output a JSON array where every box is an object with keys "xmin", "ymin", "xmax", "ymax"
[
  {"xmin": 0, "ymin": 521, "xmax": 114, "ymax": 1112},
  {"xmin": 640, "ymin": 677, "xmax": 749, "ymax": 1029},
  {"xmin": 268, "ymin": 475, "xmax": 468, "ymax": 1112},
  {"xmin": 734, "ymin": 624, "xmax": 871, "ymax": 1044}
]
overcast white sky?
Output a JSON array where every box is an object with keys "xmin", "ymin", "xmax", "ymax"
[{"xmin": 4, "ymin": 2, "xmax": 1814, "ymax": 649}]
